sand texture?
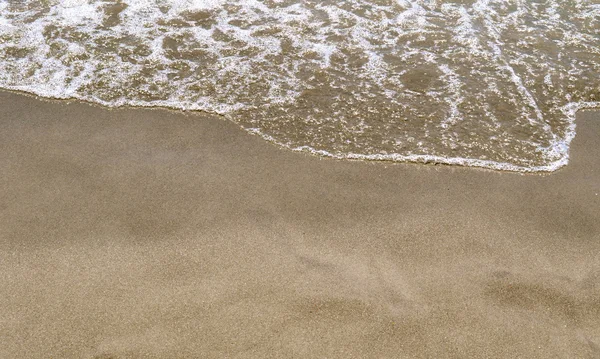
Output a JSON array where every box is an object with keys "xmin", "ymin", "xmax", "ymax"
[{"xmin": 0, "ymin": 91, "xmax": 599, "ymax": 358}]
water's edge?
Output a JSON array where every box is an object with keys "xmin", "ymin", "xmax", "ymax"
[{"xmin": 3, "ymin": 87, "xmax": 598, "ymax": 173}]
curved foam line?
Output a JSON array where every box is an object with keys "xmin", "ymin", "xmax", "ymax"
[
  {"xmin": 246, "ymin": 99, "xmax": 600, "ymax": 173},
  {"xmin": 2, "ymin": 85, "xmax": 598, "ymax": 172}
]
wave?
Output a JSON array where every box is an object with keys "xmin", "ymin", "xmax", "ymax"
[{"xmin": 0, "ymin": 0, "xmax": 599, "ymax": 171}]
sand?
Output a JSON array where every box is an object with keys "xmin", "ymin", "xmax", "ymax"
[{"xmin": 0, "ymin": 90, "xmax": 599, "ymax": 358}]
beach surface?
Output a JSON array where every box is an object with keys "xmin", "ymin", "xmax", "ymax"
[{"xmin": 1, "ymin": 90, "xmax": 599, "ymax": 358}]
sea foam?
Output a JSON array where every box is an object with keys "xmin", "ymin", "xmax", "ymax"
[{"xmin": 0, "ymin": 0, "xmax": 598, "ymax": 171}]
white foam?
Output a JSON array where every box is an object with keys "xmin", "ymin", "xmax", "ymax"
[
  {"xmin": 0, "ymin": 0, "xmax": 598, "ymax": 172},
  {"xmin": 249, "ymin": 128, "xmax": 575, "ymax": 173},
  {"xmin": 52, "ymin": 1, "xmax": 102, "ymax": 25}
]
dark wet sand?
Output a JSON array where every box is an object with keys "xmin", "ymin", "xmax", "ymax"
[{"xmin": 1, "ymin": 90, "xmax": 599, "ymax": 358}]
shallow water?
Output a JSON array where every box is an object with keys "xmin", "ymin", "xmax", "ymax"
[{"xmin": 0, "ymin": 0, "xmax": 598, "ymax": 171}]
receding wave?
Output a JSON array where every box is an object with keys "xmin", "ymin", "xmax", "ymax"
[{"xmin": 0, "ymin": 0, "xmax": 598, "ymax": 171}]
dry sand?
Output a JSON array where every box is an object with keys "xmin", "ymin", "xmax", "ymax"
[{"xmin": 0, "ymin": 90, "xmax": 599, "ymax": 358}]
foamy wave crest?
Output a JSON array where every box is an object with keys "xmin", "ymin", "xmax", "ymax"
[{"xmin": 0, "ymin": 0, "xmax": 598, "ymax": 171}]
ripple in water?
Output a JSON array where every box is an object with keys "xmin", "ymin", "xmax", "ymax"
[{"xmin": 0, "ymin": 0, "xmax": 598, "ymax": 171}]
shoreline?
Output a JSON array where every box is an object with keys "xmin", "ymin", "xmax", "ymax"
[
  {"xmin": 1, "ymin": 90, "xmax": 599, "ymax": 358},
  {"xmin": 3, "ymin": 88, "xmax": 599, "ymax": 174}
]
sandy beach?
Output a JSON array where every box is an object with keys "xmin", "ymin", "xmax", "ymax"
[{"xmin": 1, "ymin": 90, "xmax": 599, "ymax": 358}]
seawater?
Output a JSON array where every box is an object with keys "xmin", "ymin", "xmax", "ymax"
[{"xmin": 0, "ymin": 0, "xmax": 598, "ymax": 172}]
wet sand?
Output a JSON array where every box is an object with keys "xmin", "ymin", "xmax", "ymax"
[{"xmin": 1, "ymin": 90, "xmax": 599, "ymax": 358}]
